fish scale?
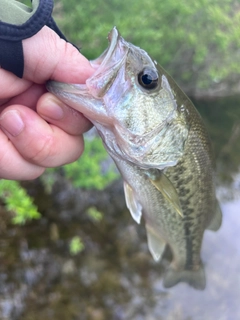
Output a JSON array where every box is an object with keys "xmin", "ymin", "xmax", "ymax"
[{"xmin": 47, "ymin": 27, "xmax": 222, "ymax": 290}]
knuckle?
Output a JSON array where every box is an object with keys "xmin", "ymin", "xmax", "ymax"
[
  {"xmin": 27, "ymin": 135, "xmax": 57, "ymax": 165},
  {"xmin": 0, "ymin": 150, "xmax": 10, "ymax": 174},
  {"xmin": 0, "ymin": 135, "xmax": 13, "ymax": 167}
]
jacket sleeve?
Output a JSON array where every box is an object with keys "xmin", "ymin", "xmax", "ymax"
[{"xmin": 0, "ymin": 0, "xmax": 70, "ymax": 78}]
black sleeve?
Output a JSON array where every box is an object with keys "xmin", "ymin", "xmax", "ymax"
[{"xmin": 0, "ymin": 0, "xmax": 72, "ymax": 78}]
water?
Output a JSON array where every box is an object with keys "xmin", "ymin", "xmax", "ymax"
[
  {"xmin": 153, "ymin": 199, "xmax": 240, "ymax": 320},
  {"xmin": 0, "ymin": 96, "xmax": 239, "ymax": 320}
]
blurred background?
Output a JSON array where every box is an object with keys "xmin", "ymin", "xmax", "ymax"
[{"xmin": 0, "ymin": 0, "xmax": 240, "ymax": 319}]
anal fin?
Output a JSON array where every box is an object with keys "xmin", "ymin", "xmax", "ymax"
[
  {"xmin": 146, "ymin": 224, "xmax": 166, "ymax": 262},
  {"xmin": 123, "ymin": 181, "xmax": 142, "ymax": 224}
]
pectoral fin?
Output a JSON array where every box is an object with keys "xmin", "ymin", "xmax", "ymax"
[
  {"xmin": 150, "ymin": 174, "xmax": 183, "ymax": 217},
  {"xmin": 146, "ymin": 224, "xmax": 166, "ymax": 261},
  {"xmin": 123, "ymin": 181, "xmax": 142, "ymax": 224}
]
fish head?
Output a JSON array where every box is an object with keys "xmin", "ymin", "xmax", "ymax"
[{"xmin": 47, "ymin": 27, "xmax": 189, "ymax": 170}]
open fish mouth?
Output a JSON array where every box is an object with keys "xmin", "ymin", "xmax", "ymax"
[
  {"xmin": 47, "ymin": 27, "xmax": 122, "ymax": 95},
  {"xmin": 90, "ymin": 27, "xmax": 121, "ymax": 70}
]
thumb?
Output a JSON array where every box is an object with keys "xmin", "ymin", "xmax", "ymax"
[{"xmin": 22, "ymin": 26, "xmax": 94, "ymax": 84}]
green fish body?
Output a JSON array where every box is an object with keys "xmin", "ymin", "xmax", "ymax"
[{"xmin": 47, "ymin": 27, "xmax": 222, "ymax": 290}]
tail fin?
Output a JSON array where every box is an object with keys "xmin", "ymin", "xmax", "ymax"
[{"xmin": 163, "ymin": 264, "xmax": 206, "ymax": 290}]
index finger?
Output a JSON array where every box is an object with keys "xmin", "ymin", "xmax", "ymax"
[{"xmin": 23, "ymin": 26, "xmax": 95, "ymax": 84}]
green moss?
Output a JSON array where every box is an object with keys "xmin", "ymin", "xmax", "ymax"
[
  {"xmin": 0, "ymin": 180, "xmax": 41, "ymax": 225},
  {"xmin": 69, "ymin": 236, "xmax": 85, "ymax": 255},
  {"xmin": 87, "ymin": 207, "xmax": 103, "ymax": 222}
]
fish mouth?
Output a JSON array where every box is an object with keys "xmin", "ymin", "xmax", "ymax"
[
  {"xmin": 85, "ymin": 27, "xmax": 128, "ymax": 99},
  {"xmin": 90, "ymin": 27, "xmax": 121, "ymax": 70},
  {"xmin": 47, "ymin": 27, "xmax": 122, "ymax": 94},
  {"xmin": 46, "ymin": 27, "xmax": 125, "ymax": 123},
  {"xmin": 46, "ymin": 28, "xmax": 122, "ymax": 98}
]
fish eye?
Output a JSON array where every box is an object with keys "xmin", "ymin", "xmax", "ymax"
[{"xmin": 138, "ymin": 68, "xmax": 159, "ymax": 90}]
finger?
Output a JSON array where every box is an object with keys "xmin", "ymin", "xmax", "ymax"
[
  {"xmin": 37, "ymin": 92, "xmax": 92, "ymax": 135},
  {"xmin": 0, "ymin": 26, "xmax": 95, "ymax": 100},
  {"xmin": 0, "ymin": 105, "xmax": 85, "ymax": 167},
  {"xmin": 0, "ymin": 129, "xmax": 45, "ymax": 180},
  {"xmin": 0, "ymin": 84, "xmax": 46, "ymax": 112},
  {"xmin": 0, "ymin": 68, "xmax": 31, "ymax": 99},
  {"xmin": 23, "ymin": 26, "xmax": 95, "ymax": 83}
]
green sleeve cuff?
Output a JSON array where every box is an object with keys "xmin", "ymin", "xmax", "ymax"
[{"xmin": 0, "ymin": 0, "xmax": 39, "ymax": 25}]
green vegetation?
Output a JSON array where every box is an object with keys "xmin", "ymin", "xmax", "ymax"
[
  {"xmin": 69, "ymin": 236, "xmax": 85, "ymax": 255},
  {"xmin": 63, "ymin": 137, "xmax": 119, "ymax": 190},
  {"xmin": 0, "ymin": 136, "xmax": 116, "ymax": 258},
  {"xmin": 87, "ymin": 206, "xmax": 103, "ymax": 222},
  {"xmin": 0, "ymin": 180, "xmax": 40, "ymax": 224},
  {"xmin": 55, "ymin": 0, "xmax": 240, "ymax": 91}
]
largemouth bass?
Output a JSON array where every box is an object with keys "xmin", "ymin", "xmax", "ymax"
[{"xmin": 47, "ymin": 27, "xmax": 222, "ymax": 290}]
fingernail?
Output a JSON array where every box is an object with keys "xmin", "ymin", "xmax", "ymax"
[
  {"xmin": 40, "ymin": 101, "xmax": 64, "ymax": 120},
  {"xmin": 0, "ymin": 110, "xmax": 24, "ymax": 136}
]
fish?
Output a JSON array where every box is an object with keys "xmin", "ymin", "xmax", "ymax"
[{"xmin": 47, "ymin": 27, "xmax": 222, "ymax": 290}]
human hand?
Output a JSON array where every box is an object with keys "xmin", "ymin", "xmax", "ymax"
[{"xmin": 0, "ymin": 26, "xmax": 94, "ymax": 180}]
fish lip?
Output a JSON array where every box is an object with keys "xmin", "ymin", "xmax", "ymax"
[
  {"xmin": 90, "ymin": 27, "xmax": 120, "ymax": 69},
  {"xmin": 47, "ymin": 28, "xmax": 120, "ymax": 95}
]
